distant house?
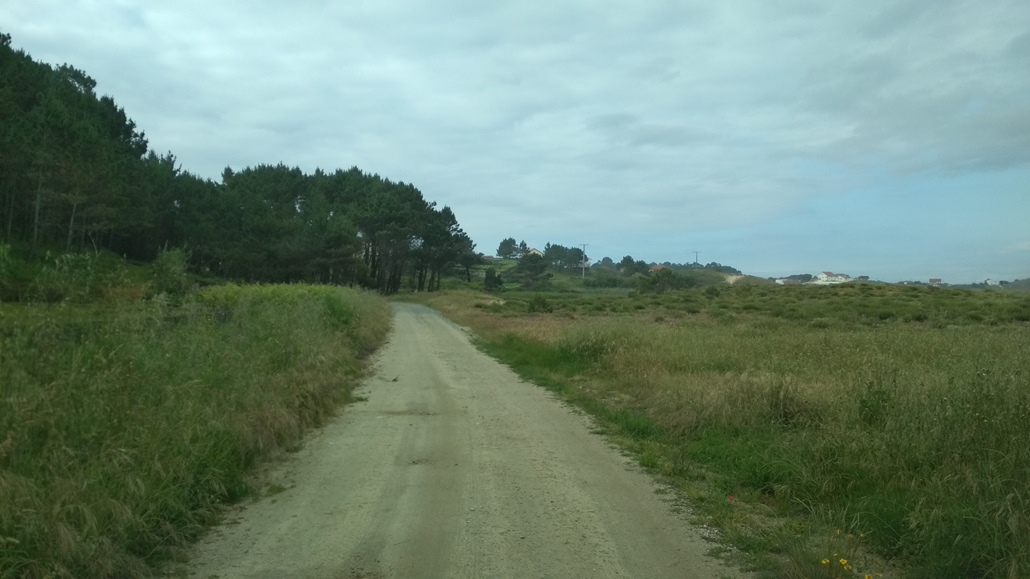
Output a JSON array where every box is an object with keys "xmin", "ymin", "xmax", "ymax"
[
  {"xmin": 775, "ymin": 278, "xmax": 801, "ymax": 285},
  {"xmin": 526, "ymin": 248, "xmax": 544, "ymax": 257},
  {"xmin": 929, "ymin": 278, "xmax": 942, "ymax": 286},
  {"xmin": 816, "ymin": 271, "xmax": 851, "ymax": 283},
  {"xmin": 985, "ymin": 279, "xmax": 1001, "ymax": 286},
  {"xmin": 649, "ymin": 265, "xmax": 668, "ymax": 272}
]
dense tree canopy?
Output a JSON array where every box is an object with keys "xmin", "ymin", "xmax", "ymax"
[
  {"xmin": 612, "ymin": 255, "xmax": 741, "ymax": 277},
  {"xmin": 495, "ymin": 237, "xmax": 528, "ymax": 259},
  {"xmin": 496, "ymin": 237, "xmax": 518, "ymax": 259},
  {"xmin": 542, "ymin": 243, "xmax": 586, "ymax": 272},
  {"xmin": 0, "ymin": 33, "xmax": 471, "ymax": 293},
  {"xmin": 509, "ymin": 253, "xmax": 550, "ymax": 289},
  {"xmin": 618, "ymin": 255, "xmax": 650, "ymax": 276}
]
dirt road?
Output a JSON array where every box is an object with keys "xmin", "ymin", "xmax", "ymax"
[{"xmin": 188, "ymin": 303, "xmax": 745, "ymax": 579}]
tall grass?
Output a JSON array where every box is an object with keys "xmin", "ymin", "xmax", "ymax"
[
  {"xmin": 0, "ymin": 284, "xmax": 390, "ymax": 578},
  {"xmin": 419, "ymin": 288, "xmax": 1030, "ymax": 578}
]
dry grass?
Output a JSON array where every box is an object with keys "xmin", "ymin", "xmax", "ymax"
[{"xmin": 413, "ymin": 287, "xmax": 1030, "ymax": 579}]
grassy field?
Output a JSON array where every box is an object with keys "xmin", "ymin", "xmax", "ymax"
[
  {"xmin": 414, "ymin": 283, "xmax": 1030, "ymax": 579},
  {"xmin": 0, "ymin": 282, "xmax": 390, "ymax": 578}
]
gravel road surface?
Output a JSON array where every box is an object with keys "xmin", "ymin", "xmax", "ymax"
[{"xmin": 188, "ymin": 303, "xmax": 745, "ymax": 579}]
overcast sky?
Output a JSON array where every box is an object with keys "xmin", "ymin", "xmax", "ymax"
[{"xmin": 3, "ymin": 1, "xmax": 1028, "ymax": 282}]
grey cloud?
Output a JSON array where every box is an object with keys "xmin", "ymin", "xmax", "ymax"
[
  {"xmin": 3, "ymin": 0, "xmax": 1028, "ymax": 280},
  {"xmin": 862, "ymin": 0, "xmax": 935, "ymax": 38},
  {"xmin": 587, "ymin": 113, "xmax": 638, "ymax": 131},
  {"xmin": 586, "ymin": 114, "xmax": 709, "ymax": 148},
  {"xmin": 783, "ymin": 2, "xmax": 1030, "ymax": 173},
  {"xmin": 627, "ymin": 124, "xmax": 709, "ymax": 148},
  {"xmin": 1006, "ymin": 31, "xmax": 1030, "ymax": 61}
]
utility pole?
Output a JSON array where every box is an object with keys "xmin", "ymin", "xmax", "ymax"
[
  {"xmin": 580, "ymin": 243, "xmax": 588, "ymax": 279},
  {"xmin": 693, "ymin": 251, "xmax": 700, "ymax": 264}
]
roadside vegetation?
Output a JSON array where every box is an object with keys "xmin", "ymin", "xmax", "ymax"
[
  {"xmin": 0, "ymin": 248, "xmax": 391, "ymax": 578},
  {"xmin": 3, "ymin": 31, "xmax": 472, "ymax": 578},
  {"xmin": 415, "ymin": 281, "xmax": 1030, "ymax": 579}
]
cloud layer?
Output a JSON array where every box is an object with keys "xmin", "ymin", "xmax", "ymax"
[{"xmin": 3, "ymin": 0, "xmax": 1028, "ymax": 281}]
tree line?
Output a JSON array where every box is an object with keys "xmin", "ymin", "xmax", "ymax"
[
  {"xmin": 0, "ymin": 32, "xmax": 473, "ymax": 293},
  {"xmin": 496, "ymin": 238, "xmax": 587, "ymax": 271},
  {"xmin": 495, "ymin": 238, "xmax": 740, "ymax": 277},
  {"xmin": 489, "ymin": 235, "xmax": 744, "ymax": 292}
]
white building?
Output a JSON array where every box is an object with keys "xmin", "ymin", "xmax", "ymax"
[{"xmin": 816, "ymin": 271, "xmax": 850, "ymax": 283}]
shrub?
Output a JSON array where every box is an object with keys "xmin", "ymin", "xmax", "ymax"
[
  {"xmin": 527, "ymin": 295, "xmax": 552, "ymax": 313},
  {"xmin": 637, "ymin": 268, "xmax": 681, "ymax": 293},
  {"xmin": 151, "ymin": 247, "xmax": 191, "ymax": 297},
  {"xmin": 483, "ymin": 267, "xmax": 503, "ymax": 291},
  {"xmin": 32, "ymin": 251, "xmax": 126, "ymax": 303}
]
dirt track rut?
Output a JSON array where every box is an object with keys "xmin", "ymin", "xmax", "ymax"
[{"xmin": 188, "ymin": 303, "xmax": 745, "ymax": 578}]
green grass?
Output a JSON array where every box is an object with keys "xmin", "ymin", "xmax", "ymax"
[
  {"xmin": 0, "ymin": 284, "xmax": 390, "ymax": 578},
  {"xmin": 0, "ymin": 244, "xmax": 159, "ymax": 303},
  {"xmin": 1004, "ymin": 278, "xmax": 1030, "ymax": 291},
  {"xmin": 417, "ymin": 285, "xmax": 1030, "ymax": 578},
  {"xmin": 467, "ymin": 281, "xmax": 1030, "ymax": 326}
]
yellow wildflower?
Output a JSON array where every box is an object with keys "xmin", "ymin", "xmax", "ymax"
[
  {"xmin": 840, "ymin": 558, "xmax": 848, "ymax": 566},
  {"xmin": 821, "ymin": 559, "xmax": 829, "ymax": 565}
]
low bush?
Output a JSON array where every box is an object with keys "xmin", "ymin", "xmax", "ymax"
[
  {"xmin": 526, "ymin": 294, "xmax": 553, "ymax": 314},
  {"xmin": 150, "ymin": 247, "xmax": 191, "ymax": 297},
  {"xmin": 32, "ymin": 251, "xmax": 128, "ymax": 303}
]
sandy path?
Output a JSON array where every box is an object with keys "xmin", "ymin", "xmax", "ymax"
[{"xmin": 188, "ymin": 303, "xmax": 745, "ymax": 579}]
